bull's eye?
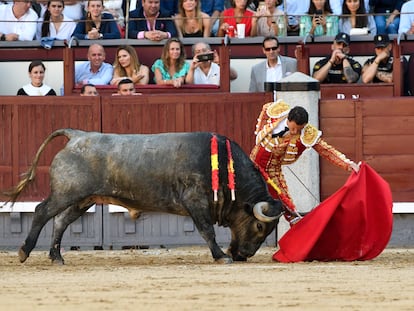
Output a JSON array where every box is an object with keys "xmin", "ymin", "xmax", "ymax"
[{"xmin": 257, "ymin": 222, "xmax": 263, "ymax": 232}]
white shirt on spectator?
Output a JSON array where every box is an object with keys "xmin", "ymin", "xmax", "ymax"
[
  {"xmin": 194, "ymin": 62, "xmax": 220, "ymax": 85},
  {"xmin": 63, "ymin": 2, "xmax": 85, "ymax": 21},
  {"xmin": 266, "ymin": 56, "xmax": 283, "ymax": 83},
  {"xmin": 399, "ymin": 0, "xmax": 414, "ymax": 34},
  {"xmin": 0, "ymin": 3, "xmax": 38, "ymax": 41},
  {"xmin": 36, "ymin": 15, "xmax": 77, "ymax": 40}
]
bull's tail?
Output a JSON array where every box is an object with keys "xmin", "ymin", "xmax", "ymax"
[{"xmin": 1, "ymin": 128, "xmax": 77, "ymax": 207}]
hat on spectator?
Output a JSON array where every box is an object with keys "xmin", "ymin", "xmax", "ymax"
[
  {"xmin": 334, "ymin": 32, "xmax": 350, "ymax": 46},
  {"xmin": 374, "ymin": 34, "xmax": 390, "ymax": 48}
]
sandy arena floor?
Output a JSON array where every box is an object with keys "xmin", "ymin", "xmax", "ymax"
[{"xmin": 0, "ymin": 246, "xmax": 413, "ymax": 310}]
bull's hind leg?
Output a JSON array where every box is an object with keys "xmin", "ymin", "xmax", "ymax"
[
  {"xmin": 49, "ymin": 203, "xmax": 93, "ymax": 265},
  {"xmin": 19, "ymin": 197, "xmax": 67, "ymax": 263}
]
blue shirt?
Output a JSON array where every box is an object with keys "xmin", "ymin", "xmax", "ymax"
[
  {"xmin": 200, "ymin": 0, "xmax": 224, "ymax": 16},
  {"xmin": 75, "ymin": 61, "xmax": 113, "ymax": 85},
  {"xmin": 72, "ymin": 12, "xmax": 121, "ymax": 39}
]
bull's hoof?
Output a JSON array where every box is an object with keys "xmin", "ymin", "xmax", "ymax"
[
  {"xmin": 18, "ymin": 247, "xmax": 28, "ymax": 263},
  {"xmin": 51, "ymin": 258, "xmax": 65, "ymax": 265},
  {"xmin": 215, "ymin": 257, "xmax": 233, "ymax": 264}
]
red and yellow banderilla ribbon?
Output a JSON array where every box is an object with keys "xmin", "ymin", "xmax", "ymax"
[
  {"xmin": 226, "ymin": 139, "xmax": 236, "ymax": 201},
  {"xmin": 211, "ymin": 135, "xmax": 219, "ymax": 202},
  {"xmin": 211, "ymin": 135, "xmax": 237, "ymax": 202}
]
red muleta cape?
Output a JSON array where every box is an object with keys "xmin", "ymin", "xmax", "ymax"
[{"xmin": 273, "ymin": 162, "xmax": 393, "ymax": 262}]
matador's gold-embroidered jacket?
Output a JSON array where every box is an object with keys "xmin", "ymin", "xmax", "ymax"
[{"xmin": 250, "ymin": 100, "xmax": 355, "ymax": 211}]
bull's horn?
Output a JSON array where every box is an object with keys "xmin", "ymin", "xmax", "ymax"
[{"xmin": 253, "ymin": 202, "xmax": 278, "ymax": 222}]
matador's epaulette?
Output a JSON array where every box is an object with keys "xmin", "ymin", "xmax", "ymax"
[
  {"xmin": 300, "ymin": 124, "xmax": 322, "ymax": 147},
  {"xmin": 266, "ymin": 100, "xmax": 290, "ymax": 119}
]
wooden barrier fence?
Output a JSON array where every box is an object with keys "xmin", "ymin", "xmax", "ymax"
[
  {"xmin": 0, "ymin": 93, "xmax": 271, "ymax": 201},
  {"xmin": 1, "ymin": 93, "xmax": 413, "ymax": 203}
]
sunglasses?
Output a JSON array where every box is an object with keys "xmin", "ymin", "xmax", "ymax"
[{"xmin": 264, "ymin": 46, "xmax": 278, "ymax": 51}]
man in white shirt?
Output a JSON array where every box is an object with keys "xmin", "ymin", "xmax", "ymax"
[
  {"xmin": 249, "ymin": 36, "xmax": 297, "ymax": 92},
  {"xmin": 0, "ymin": 1, "xmax": 38, "ymax": 41},
  {"xmin": 186, "ymin": 41, "xmax": 237, "ymax": 85},
  {"xmin": 398, "ymin": 0, "xmax": 414, "ymax": 34},
  {"xmin": 186, "ymin": 42, "xmax": 220, "ymax": 85}
]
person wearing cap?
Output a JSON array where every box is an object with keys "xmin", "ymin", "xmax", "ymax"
[
  {"xmin": 312, "ymin": 32, "xmax": 362, "ymax": 83},
  {"xmin": 361, "ymin": 34, "xmax": 409, "ymax": 92},
  {"xmin": 398, "ymin": 0, "xmax": 414, "ymax": 35}
]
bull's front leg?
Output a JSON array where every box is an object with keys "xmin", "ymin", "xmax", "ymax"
[{"xmin": 188, "ymin": 209, "xmax": 233, "ymax": 264}]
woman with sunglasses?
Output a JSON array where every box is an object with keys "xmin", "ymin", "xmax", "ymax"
[
  {"xmin": 36, "ymin": 1, "xmax": 76, "ymax": 41},
  {"xmin": 72, "ymin": 0, "xmax": 121, "ymax": 40}
]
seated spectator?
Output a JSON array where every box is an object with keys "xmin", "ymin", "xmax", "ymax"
[
  {"xmin": 397, "ymin": 0, "xmax": 414, "ymax": 34},
  {"xmin": 312, "ymin": 32, "xmax": 362, "ymax": 83},
  {"xmin": 174, "ymin": 0, "xmax": 211, "ymax": 38},
  {"xmin": 36, "ymin": 1, "xmax": 77, "ymax": 41},
  {"xmin": 328, "ymin": 0, "xmax": 369, "ymax": 15},
  {"xmin": 370, "ymin": 0, "xmax": 403, "ymax": 35},
  {"xmin": 17, "ymin": 60, "xmax": 57, "ymax": 96},
  {"xmin": 151, "ymin": 37, "xmax": 190, "ymax": 87},
  {"xmin": 0, "ymin": 0, "xmax": 38, "ymax": 41},
  {"xmin": 75, "ymin": 44, "xmax": 113, "ymax": 85},
  {"xmin": 127, "ymin": 0, "xmax": 177, "ymax": 40},
  {"xmin": 114, "ymin": 78, "xmax": 142, "ymax": 95},
  {"xmin": 249, "ymin": 36, "xmax": 297, "ymax": 92},
  {"xmin": 361, "ymin": 34, "xmax": 409, "ymax": 93},
  {"xmin": 299, "ymin": 0, "xmax": 339, "ymax": 37},
  {"xmin": 283, "ymin": 0, "xmax": 309, "ymax": 36},
  {"xmin": 80, "ymin": 83, "xmax": 99, "ymax": 96},
  {"xmin": 124, "ymin": 0, "xmax": 179, "ymax": 17},
  {"xmin": 32, "ymin": 0, "xmax": 48, "ymax": 18},
  {"xmin": 200, "ymin": 0, "xmax": 224, "ymax": 36},
  {"xmin": 72, "ymin": 0, "xmax": 121, "ymax": 40},
  {"xmin": 218, "ymin": 0, "xmax": 256, "ymax": 37},
  {"xmin": 186, "ymin": 41, "xmax": 238, "ymax": 85},
  {"xmin": 111, "ymin": 45, "xmax": 149, "ymax": 86},
  {"xmin": 62, "ymin": 0, "xmax": 85, "ymax": 20},
  {"xmin": 253, "ymin": 0, "xmax": 286, "ymax": 37},
  {"xmin": 339, "ymin": 0, "xmax": 376, "ymax": 35},
  {"xmin": 103, "ymin": 0, "xmax": 125, "ymax": 28}
]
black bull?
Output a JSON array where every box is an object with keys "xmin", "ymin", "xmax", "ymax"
[{"xmin": 2, "ymin": 129, "xmax": 283, "ymax": 264}]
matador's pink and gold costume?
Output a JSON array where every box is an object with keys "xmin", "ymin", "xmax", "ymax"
[{"xmin": 250, "ymin": 100, "xmax": 356, "ymax": 222}]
